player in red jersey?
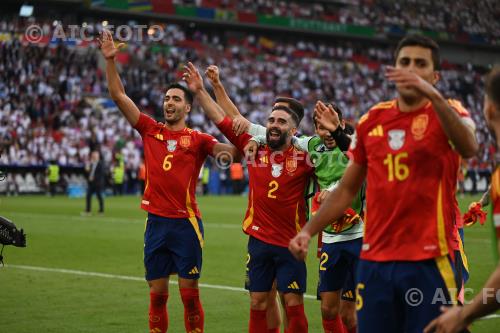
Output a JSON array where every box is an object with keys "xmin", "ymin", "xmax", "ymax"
[
  {"xmin": 289, "ymin": 34, "xmax": 478, "ymax": 333},
  {"xmin": 98, "ymin": 31, "xmax": 237, "ymax": 333},
  {"xmin": 183, "ymin": 62, "xmax": 314, "ymax": 333},
  {"xmin": 424, "ymin": 67, "xmax": 500, "ymax": 333},
  {"xmin": 205, "ymin": 64, "xmax": 309, "ymax": 333}
]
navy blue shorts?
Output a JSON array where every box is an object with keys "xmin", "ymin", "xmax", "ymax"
[
  {"xmin": 317, "ymin": 238, "xmax": 362, "ymax": 301},
  {"xmin": 356, "ymin": 256, "xmax": 458, "ymax": 333},
  {"xmin": 143, "ymin": 213, "xmax": 204, "ymax": 281},
  {"xmin": 245, "ymin": 236, "xmax": 307, "ymax": 293}
]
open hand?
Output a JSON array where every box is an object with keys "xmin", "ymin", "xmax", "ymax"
[
  {"xmin": 232, "ymin": 115, "xmax": 250, "ymax": 136},
  {"xmin": 314, "ymin": 101, "xmax": 340, "ymax": 132},
  {"xmin": 385, "ymin": 66, "xmax": 439, "ymax": 100},
  {"xmin": 182, "ymin": 62, "xmax": 205, "ymax": 93},
  {"xmin": 97, "ymin": 29, "xmax": 125, "ymax": 60}
]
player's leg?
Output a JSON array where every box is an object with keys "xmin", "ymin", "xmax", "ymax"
[
  {"xmin": 171, "ymin": 217, "xmax": 205, "ymax": 333},
  {"xmin": 147, "ymin": 278, "xmax": 170, "ymax": 333},
  {"xmin": 339, "ymin": 298, "xmax": 356, "ymax": 333},
  {"xmin": 318, "ymin": 242, "xmax": 349, "ymax": 333},
  {"xmin": 398, "ymin": 256, "xmax": 466, "ymax": 333},
  {"xmin": 276, "ymin": 245, "xmax": 308, "ymax": 333},
  {"xmin": 266, "ymin": 281, "xmax": 282, "ymax": 333},
  {"xmin": 246, "ymin": 236, "xmax": 275, "ymax": 333},
  {"xmin": 85, "ymin": 184, "xmax": 93, "ymax": 213},
  {"xmin": 178, "ymin": 277, "xmax": 204, "ymax": 333},
  {"xmin": 144, "ymin": 214, "xmax": 175, "ymax": 333},
  {"xmin": 319, "ymin": 291, "xmax": 343, "ymax": 333},
  {"xmin": 96, "ymin": 186, "xmax": 104, "ymax": 213},
  {"xmin": 339, "ymin": 239, "xmax": 362, "ymax": 333},
  {"xmin": 356, "ymin": 260, "xmax": 399, "ymax": 333}
]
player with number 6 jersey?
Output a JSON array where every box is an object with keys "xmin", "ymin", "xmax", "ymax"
[{"xmin": 98, "ymin": 30, "xmax": 238, "ymax": 333}]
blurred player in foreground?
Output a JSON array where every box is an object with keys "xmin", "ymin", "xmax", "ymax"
[
  {"xmin": 289, "ymin": 34, "xmax": 478, "ymax": 333},
  {"xmin": 424, "ymin": 67, "xmax": 500, "ymax": 333}
]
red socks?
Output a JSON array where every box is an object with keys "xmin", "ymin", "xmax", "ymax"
[
  {"xmin": 347, "ymin": 327, "xmax": 356, "ymax": 333},
  {"xmin": 149, "ymin": 291, "xmax": 168, "ymax": 333},
  {"xmin": 285, "ymin": 304, "xmax": 308, "ymax": 333},
  {"xmin": 249, "ymin": 309, "xmax": 268, "ymax": 333},
  {"xmin": 267, "ymin": 328, "xmax": 280, "ymax": 333},
  {"xmin": 180, "ymin": 288, "xmax": 204, "ymax": 333},
  {"xmin": 322, "ymin": 315, "xmax": 346, "ymax": 333}
]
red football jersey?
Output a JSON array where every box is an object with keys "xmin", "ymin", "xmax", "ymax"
[
  {"xmin": 491, "ymin": 167, "xmax": 500, "ymax": 239},
  {"xmin": 217, "ymin": 117, "xmax": 315, "ymax": 247},
  {"xmin": 350, "ymin": 99, "xmax": 472, "ymax": 261},
  {"xmin": 134, "ymin": 113, "xmax": 218, "ymax": 219}
]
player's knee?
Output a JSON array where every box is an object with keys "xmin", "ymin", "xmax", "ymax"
[
  {"xmin": 178, "ymin": 277, "xmax": 198, "ymax": 289},
  {"xmin": 148, "ymin": 279, "xmax": 168, "ymax": 294},
  {"xmin": 283, "ymin": 292, "xmax": 303, "ymax": 307},
  {"xmin": 340, "ymin": 309, "xmax": 356, "ymax": 329},
  {"xmin": 320, "ymin": 302, "xmax": 340, "ymax": 320},
  {"xmin": 250, "ymin": 294, "xmax": 268, "ymax": 310}
]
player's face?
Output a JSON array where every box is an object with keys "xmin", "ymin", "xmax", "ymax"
[
  {"xmin": 266, "ymin": 110, "xmax": 295, "ymax": 150},
  {"xmin": 315, "ymin": 123, "xmax": 336, "ymax": 149},
  {"xmin": 163, "ymin": 88, "xmax": 191, "ymax": 124},
  {"xmin": 395, "ymin": 46, "xmax": 439, "ymax": 99}
]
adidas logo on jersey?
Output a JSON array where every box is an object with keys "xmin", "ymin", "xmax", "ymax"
[
  {"xmin": 188, "ymin": 266, "xmax": 199, "ymax": 275},
  {"xmin": 288, "ymin": 281, "xmax": 300, "ymax": 290},
  {"xmin": 368, "ymin": 125, "xmax": 384, "ymax": 137}
]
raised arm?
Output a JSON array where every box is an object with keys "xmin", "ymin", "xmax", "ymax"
[
  {"xmin": 183, "ymin": 62, "xmax": 225, "ymax": 124},
  {"xmin": 206, "ymin": 65, "xmax": 251, "ymax": 135},
  {"xmin": 315, "ymin": 101, "xmax": 351, "ymax": 152},
  {"xmin": 98, "ymin": 30, "xmax": 140, "ymax": 126},
  {"xmin": 205, "ymin": 66, "xmax": 240, "ymax": 118}
]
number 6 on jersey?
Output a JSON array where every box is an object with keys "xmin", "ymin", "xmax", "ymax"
[{"xmin": 163, "ymin": 154, "xmax": 173, "ymax": 171}]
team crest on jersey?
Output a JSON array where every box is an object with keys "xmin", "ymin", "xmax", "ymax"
[
  {"xmin": 271, "ymin": 164, "xmax": 283, "ymax": 178},
  {"xmin": 285, "ymin": 158, "xmax": 297, "ymax": 173},
  {"xmin": 166, "ymin": 140, "xmax": 177, "ymax": 152},
  {"xmin": 411, "ymin": 114, "xmax": 429, "ymax": 141},
  {"xmin": 388, "ymin": 129, "xmax": 405, "ymax": 150},
  {"xmin": 179, "ymin": 136, "xmax": 191, "ymax": 149}
]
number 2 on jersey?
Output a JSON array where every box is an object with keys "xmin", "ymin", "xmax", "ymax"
[
  {"xmin": 162, "ymin": 154, "xmax": 173, "ymax": 171},
  {"xmin": 383, "ymin": 152, "xmax": 409, "ymax": 181},
  {"xmin": 267, "ymin": 180, "xmax": 279, "ymax": 199}
]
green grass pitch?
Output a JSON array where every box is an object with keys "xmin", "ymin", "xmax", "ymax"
[{"xmin": 0, "ymin": 194, "xmax": 498, "ymax": 332}]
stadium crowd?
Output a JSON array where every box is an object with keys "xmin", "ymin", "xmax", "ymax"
[
  {"xmin": 0, "ymin": 16, "xmax": 495, "ymax": 193},
  {"xmin": 174, "ymin": 0, "xmax": 500, "ymax": 44}
]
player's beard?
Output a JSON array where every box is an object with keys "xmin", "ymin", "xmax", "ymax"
[{"xmin": 266, "ymin": 128, "xmax": 288, "ymax": 150}]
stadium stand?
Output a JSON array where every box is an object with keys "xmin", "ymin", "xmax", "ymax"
[{"xmin": 0, "ymin": 0, "xmax": 497, "ymax": 194}]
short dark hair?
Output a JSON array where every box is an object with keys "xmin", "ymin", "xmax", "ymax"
[
  {"xmin": 166, "ymin": 83, "xmax": 194, "ymax": 106},
  {"xmin": 486, "ymin": 66, "xmax": 500, "ymax": 110},
  {"xmin": 274, "ymin": 96, "xmax": 304, "ymax": 124},
  {"xmin": 394, "ymin": 34, "xmax": 441, "ymax": 70}
]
